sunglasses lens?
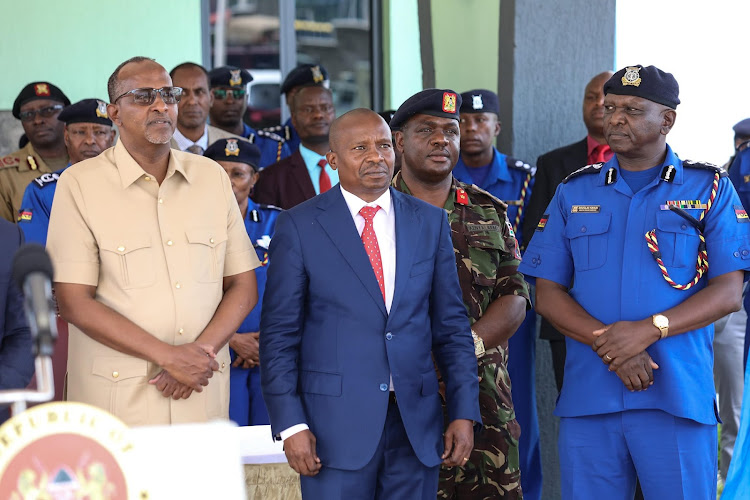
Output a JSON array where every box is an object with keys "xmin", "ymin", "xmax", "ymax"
[
  {"xmin": 213, "ymin": 89, "xmax": 227, "ymax": 99},
  {"xmin": 132, "ymin": 90, "xmax": 155, "ymax": 105},
  {"xmin": 232, "ymin": 89, "xmax": 246, "ymax": 99},
  {"xmin": 162, "ymin": 88, "xmax": 181, "ymax": 104}
]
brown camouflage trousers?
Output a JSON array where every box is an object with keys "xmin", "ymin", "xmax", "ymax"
[{"xmin": 438, "ymin": 347, "xmax": 523, "ymax": 500}]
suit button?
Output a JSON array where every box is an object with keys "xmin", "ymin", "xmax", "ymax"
[
  {"xmin": 112, "ymin": 371, "xmax": 119, "ymax": 379},
  {"xmin": 734, "ymin": 251, "xmax": 740, "ymax": 258},
  {"xmin": 379, "ymin": 384, "xmax": 388, "ymax": 392},
  {"xmin": 385, "ymin": 332, "xmax": 393, "ymax": 340},
  {"xmin": 580, "ymin": 226, "xmax": 587, "ymax": 233},
  {"xmin": 167, "ymin": 240, "xmax": 173, "ymax": 246},
  {"xmin": 178, "ymin": 328, "xmax": 184, "ymax": 335},
  {"xmin": 681, "ymin": 224, "xmax": 687, "ymax": 230},
  {"xmin": 743, "ymin": 250, "xmax": 749, "ymax": 257}
]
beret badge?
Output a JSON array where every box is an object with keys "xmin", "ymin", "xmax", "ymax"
[{"xmin": 621, "ymin": 66, "xmax": 642, "ymax": 87}]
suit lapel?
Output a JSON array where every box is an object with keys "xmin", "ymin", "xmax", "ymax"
[
  {"xmin": 317, "ymin": 188, "xmax": 388, "ymax": 316},
  {"xmin": 389, "ymin": 189, "xmax": 420, "ymax": 317},
  {"xmin": 290, "ymin": 151, "xmax": 317, "ymax": 200}
]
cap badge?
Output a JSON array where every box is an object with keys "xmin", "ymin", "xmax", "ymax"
[
  {"xmin": 311, "ymin": 65, "xmax": 324, "ymax": 83},
  {"xmin": 34, "ymin": 83, "xmax": 50, "ymax": 96},
  {"xmin": 229, "ymin": 69, "xmax": 242, "ymax": 86},
  {"xmin": 442, "ymin": 92, "xmax": 457, "ymax": 113},
  {"xmin": 95, "ymin": 100, "xmax": 108, "ymax": 118},
  {"xmin": 621, "ymin": 66, "xmax": 642, "ymax": 87},
  {"xmin": 472, "ymin": 95, "xmax": 483, "ymax": 110},
  {"xmin": 225, "ymin": 139, "xmax": 240, "ymax": 156}
]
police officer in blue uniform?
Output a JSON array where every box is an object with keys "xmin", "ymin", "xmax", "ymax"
[
  {"xmin": 264, "ymin": 63, "xmax": 330, "ymax": 156},
  {"xmin": 729, "ymin": 135, "xmax": 750, "ymax": 367},
  {"xmin": 204, "ymin": 138, "xmax": 280, "ymax": 426},
  {"xmin": 18, "ymin": 98, "xmax": 116, "ymax": 245},
  {"xmin": 207, "ymin": 66, "xmax": 289, "ymax": 169},
  {"xmin": 454, "ymin": 88, "xmax": 542, "ymax": 500},
  {"xmin": 520, "ymin": 65, "xmax": 750, "ymax": 500}
]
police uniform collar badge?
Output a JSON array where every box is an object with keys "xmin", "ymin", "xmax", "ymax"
[
  {"xmin": 311, "ymin": 65, "xmax": 324, "ymax": 83},
  {"xmin": 27, "ymin": 155, "xmax": 38, "ymax": 170},
  {"xmin": 225, "ymin": 138, "xmax": 240, "ymax": 156},
  {"xmin": 34, "ymin": 83, "xmax": 51, "ymax": 96},
  {"xmin": 455, "ymin": 187, "xmax": 469, "ymax": 205},
  {"xmin": 95, "ymin": 100, "xmax": 108, "ymax": 118},
  {"xmin": 472, "ymin": 94, "xmax": 483, "ymax": 110},
  {"xmin": 605, "ymin": 167, "xmax": 617, "ymax": 185},
  {"xmin": 621, "ymin": 66, "xmax": 642, "ymax": 87},
  {"xmin": 443, "ymin": 92, "xmax": 457, "ymax": 113},
  {"xmin": 229, "ymin": 69, "xmax": 242, "ymax": 86},
  {"xmin": 660, "ymin": 165, "xmax": 676, "ymax": 182}
]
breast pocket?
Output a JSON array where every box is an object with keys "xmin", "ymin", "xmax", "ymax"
[
  {"xmin": 655, "ymin": 211, "xmax": 701, "ymax": 268},
  {"xmin": 99, "ymin": 234, "xmax": 156, "ymax": 289},
  {"xmin": 466, "ymin": 226, "xmax": 506, "ymax": 287},
  {"xmin": 565, "ymin": 213, "xmax": 611, "ymax": 271},
  {"xmin": 186, "ymin": 227, "xmax": 228, "ymax": 283}
]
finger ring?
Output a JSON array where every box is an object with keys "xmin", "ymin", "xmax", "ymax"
[
  {"xmin": 604, "ymin": 354, "xmax": 612, "ymax": 362},
  {"xmin": 462, "ymin": 457, "xmax": 469, "ymax": 463}
]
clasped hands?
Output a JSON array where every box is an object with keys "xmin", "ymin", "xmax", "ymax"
[
  {"xmin": 149, "ymin": 342, "xmax": 220, "ymax": 400},
  {"xmin": 591, "ymin": 320, "xmax": 660, "ymax": 392}
]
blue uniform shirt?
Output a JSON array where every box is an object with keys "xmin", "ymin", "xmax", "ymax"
[
  {"xmin": 520, "ymin": 145, "xmax": 750, "ymax": 424},
  {"xmin": 729, "ymin": 146, "xmax": 750, "ymax": 366},
  {"xmin": 17, "ymin": 166, "xmax": 69, "ymax": 245},
  {"xmin": 242, "ymin": 123, "xmax": 291, "ymax": 169},
  {"xmin": 453, "ymin": 147, "xmax": 535, "ymax": 247},
  {"xmin": 280, "ymin": 118, "xmax": 300, "ymax": 155},
  {"xmin": 236, "ymin": 198, "xmax": 280, "ymax": 334}
]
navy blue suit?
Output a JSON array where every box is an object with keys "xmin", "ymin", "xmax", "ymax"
[
  {"xmin": 0, "ymin": 219, "xmax": 35, "ymax": 423},
  {"xmin": 260, "ymin": 186, "xmax": 481, "ymax": 494}
]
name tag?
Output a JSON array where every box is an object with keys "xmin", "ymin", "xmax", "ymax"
[
  {"xmin": 571, "ymin": 205, "xmax": 600, "ymax": 213},
  {"xmin": 466, "ymin": 223, "xmax": 500, "ymax": 232}
]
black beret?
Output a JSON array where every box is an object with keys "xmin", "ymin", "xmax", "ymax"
[
  {"xmin": 208, "ymin": 66, "xmax": 253, "ymax": 88},
  {"xmin": 58, "ymin": 98, "xmax": 112, "ymax": 126},
  {"xmin": 460, "ymin": 89, "xmax": 500, "ymax": 115},
  {"xmin": 733, "ymin": 118, "xmax": 750, "ymax": 138},
  {"xmin": 390, "ymin": 89, "xmax": 462, "ymax": 130},
  {"xmin": 13, "ymin": 81, "xmax": 70, "ymax": 119},
  {"xmin": 280, "ymin": 64, "xmax": 330, "ymax": 95},
  {"xmin": 603, "ymin": 65, "xmax": 680, "ymax": 109},
  {"xmin": 204, "ymin": 138, "xmax": 261, "ymax": 171}
]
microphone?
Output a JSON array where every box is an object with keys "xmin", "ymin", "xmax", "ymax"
[{"xmin": 12, "ymin": 244, "xmax": 57, "ymax": 357}]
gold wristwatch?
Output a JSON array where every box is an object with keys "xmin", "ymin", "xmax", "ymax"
[
  {"xmin": 471, "ymin": 329, "xmax": 485, "ymax": 358},
  {"xmin": 652, "ymin": 314, "xmax": 669, "ymax": 339}
]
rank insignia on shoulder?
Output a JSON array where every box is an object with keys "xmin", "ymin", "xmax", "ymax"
[
  {"xmin": 455, "ymin": 187, "xmax": 469, "ymax": 205},
  {"xmin": 682, "ymin": 159, "xmax": 728, "ymax": 177},
  {"xmin": 735, "ymin": 205, "xmax": 749, "ymax": 223},
  {"xmin": 17, "ymin": 209, "xmax": 32, "ymax": 222},
  {"xmin": 571, "ymin": 205, "xmax": 600, "ymax": 213},
  {"xmin": 562, "ymin": 163, "xmax": 603, "ymax": 183},
  {"xmin": 536, "ymin": 214, "xmax": 549, "ymax": 231}
]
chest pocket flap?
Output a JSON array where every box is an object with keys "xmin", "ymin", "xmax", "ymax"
[
  {"xmin": 655, "ymin": 210, "xmax": 700, "ymax": 268},
  {"xmin": 564, "ymin": 213, "xmax": 611, "ymax": 271},
  {"xmin": 99, "ymin": 234, "xmax": 155, "ymax": 289},
  {"xmin": 185, "ymin": 227, "xmax": 228, "ymax": 282}
]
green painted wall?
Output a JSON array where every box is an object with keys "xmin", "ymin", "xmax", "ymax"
[
  {"xmin": 0, "ymin": 0, "xmax": 203, "ymax": 108},
  {"xmin": 430, "ymin": 0, "xmax": 500, "ymax": 94},
  {"xmin": 382, "ymin": 0, "xmax": 423, "ymax": 109}
]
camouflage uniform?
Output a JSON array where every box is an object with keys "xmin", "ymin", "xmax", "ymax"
[{"xmin": 393, "ymin": 172, "xmax": 530, "ymax": 500}]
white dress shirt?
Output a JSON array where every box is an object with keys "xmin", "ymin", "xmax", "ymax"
[
  {"xmin": 280, "ymin": 186, "xmax": 396, "ymax": 441},
  {"xmin": 173, "ymin": 125, "xmax": 209, "ymax": 152}
]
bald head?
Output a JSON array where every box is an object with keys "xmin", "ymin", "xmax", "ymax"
[
  {"xmin": 329, "ymin": 108, "xmax": 388, "ymax": 152},
  {"xmin": 583, "ymin": 70, "xmax": 614, "ymax": 140},
  {"xmin": 326, "ymin": 108, "xmax": 394, "ymax": 202}
]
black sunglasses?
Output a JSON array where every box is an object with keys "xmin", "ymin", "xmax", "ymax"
[
  {"xmin": 212, "ymin": 88, "xmax": 246, "ymax": 100},
  {"xmin": 114, "ymin": 87, "xmax": 183, "ymax": 105},
  {"xmin": 19, "ymin": 104, "xmax": 64, "ymax": 122}
]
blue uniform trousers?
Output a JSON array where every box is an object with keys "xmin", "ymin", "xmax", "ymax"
[
  {"xmin": 229, "ymin": 363, "xmax": 269, "ymax": 426},
  {"xmin": 559, "ymin": 409, "xmax": 717, "ymax": 500}
]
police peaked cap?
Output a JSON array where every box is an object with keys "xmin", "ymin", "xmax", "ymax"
[
  {"xmin": 604, "ymin": 64, "xmax": 680, "ymax": 109},
  {"xmin": 209, "ymin": 66, "xmax": 253, "ymax": 87},
  {"xmin": 390, "ymin": 89, "xmax": 462, "ymax": 130},
  {"xmin": 58, "ymin": 98, "xmax": 112, "ymax": 126},
  {"xmin": 280, "ymin": 64, "xmax": 330, "ymax": 95},
  {"xmin": 460, "ymin": 89, "xmax": 500, "ymax": 115},
  {"xmin": 13, "ymin": 81, "xmax": 71, "ymax": 119},
  {"xmin": 204, "ymin": 139, "xmax": 261, "ymax": 171}
]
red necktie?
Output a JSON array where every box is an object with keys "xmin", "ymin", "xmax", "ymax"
[
  {"xmin": 318, "ymin": 159, "xmax": 332, "ymax": 193},
  {"xmin": 359, "ymin": 206, "xmax": 385, "ymax": 301},
  {"xmin": 591, "ymin": 143, "xmax": 612, "ymax": 164}
]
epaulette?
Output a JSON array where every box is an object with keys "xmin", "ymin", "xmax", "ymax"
[
  {"xmin": 32, "ymin": 171, "xmax": 61, "ymax": 188},
  {"xmin": 562, "ymin": 162, "xmax": 604, "ymax": 184},
  {"xmin": 507, "ymin": 157, "xmax": 537, "ymax": 176},
  {"xmin": 682, "ymin": 159, "xmax": 728, "ymax": 178},
  {"xmin": 263, "ymin": 125, "xmax": 292, "ymax": 141},
  {"xmin": 0, "ymin": 155, "xmax": 21, "ymax": 169},
  {"xmin": 256, "ymin": 129, "xmax": 286, "ymax": 143},
  {"xmin": 463, "ymin": 182, "xmax": 509, "ymax": 210},
  {"xmin": 258, "ymin": 203, "xmax": 283, "ymax": 212},
  {"xmin": 246, "ymin": 133, "xmax": 256, "ymax": 144}
]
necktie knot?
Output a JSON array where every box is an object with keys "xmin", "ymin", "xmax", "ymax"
[
  {"xmin": 592, "ymin": 143, "xmax": 611, "ymax": 164},
  {"xmin": 318, "ymin": 159, "xmax": 328, "ymax": 168},
  {"xmin": 187, "ymin": 144, "xmax": 204, "ymax": 155},
  {"xmin": 359, "ymin": 205, "xmax": 381, "ymax": 222},
  {"xmin": 318, "ymin": 158, "xmax": 332, "ymax": 193}
]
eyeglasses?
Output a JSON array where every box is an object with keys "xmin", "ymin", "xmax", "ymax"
[
  {"xmin": 212, "ymin": 88, "xmax": 246, "ymax": 100},
  {"xmin": 18, "ymin": 104, "xmax": 64, "ymax": 122},
  {"xmin": 114, "ymin": 87, "xmax": 183, "ymax": 105}
]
